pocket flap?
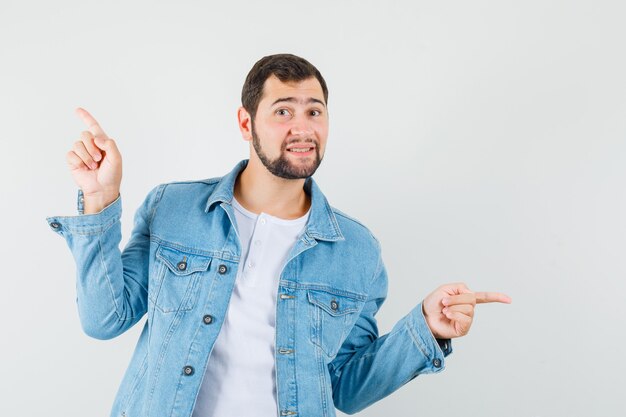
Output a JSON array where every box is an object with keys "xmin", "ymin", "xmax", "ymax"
[
  {"xmin": 307, "ymin": 288, "xmax": 364, "ymax": 316},
  {"xmin": 156, "ymin": 245, "xmax": 212, "ymax": 275}
]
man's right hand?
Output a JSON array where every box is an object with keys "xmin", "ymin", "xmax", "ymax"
[{"xmin": 67, "ymin": 107, "xmax": 123, "ymax": 214}]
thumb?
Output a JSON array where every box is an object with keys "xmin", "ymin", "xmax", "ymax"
[
  {"xmin": 94, "ymin": 136, "xmax": 106, "ymax": 148},
  {"xmin": 94, "ymin": 137, "xmax": 121, "ymax": 163}
]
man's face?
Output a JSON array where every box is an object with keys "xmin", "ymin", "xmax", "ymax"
[{"xmin": 245, "ymin": 75, "xmax": 328, "ymax": 179}]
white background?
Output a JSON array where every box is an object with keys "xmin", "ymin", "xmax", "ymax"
[{"xmin": 1, "ymin": 0, "xmax": 625, "ymax": 416}]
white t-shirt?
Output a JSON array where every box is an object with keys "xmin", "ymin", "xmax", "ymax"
[{"xmin": 192, "ymin": 196, "xmax": 310, "ymax": 417}]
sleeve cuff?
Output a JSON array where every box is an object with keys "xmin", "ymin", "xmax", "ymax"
[
  {"xmin": 406, "ymin": 301, "xmax": 453, "ymax": 372},
  {"xmin": 45, "ymin": 193, "xmax": 122, "ymax": 236}
]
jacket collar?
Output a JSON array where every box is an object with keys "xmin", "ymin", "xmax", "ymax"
[{"xmin": 205, "ymin": 159, "xmax": 344, "ymax": 242}]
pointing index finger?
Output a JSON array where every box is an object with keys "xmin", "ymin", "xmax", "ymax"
[
  {"xmin": 75, "ymin": 107, "xmax": 108, "ymax": 139},
  {"xmin": 475, "ymin": 291, "xmax": 512, "ymax": 304}
]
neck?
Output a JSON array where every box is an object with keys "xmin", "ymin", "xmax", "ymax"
[{"xmin": 233, "ymin": 158, "xmax": 311, "ymax": 220}]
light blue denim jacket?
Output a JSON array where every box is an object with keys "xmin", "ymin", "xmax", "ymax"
[{"xmin": 46, "ymin": 159, "xmax": 451, "ymax": 417}]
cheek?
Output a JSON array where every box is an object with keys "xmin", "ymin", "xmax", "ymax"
[{"xmin": 317, "ymin": 132, "xmax": 328, "ymax": 150}]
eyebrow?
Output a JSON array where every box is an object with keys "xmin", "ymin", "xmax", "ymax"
[{"xmin": 271, "ymin": 97, "xmax": 326, "ymax": 108}]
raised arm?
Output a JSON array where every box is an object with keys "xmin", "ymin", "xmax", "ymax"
[{"xmin": 46, "ymin": 108, "xmax": 161, "ymax": 340}]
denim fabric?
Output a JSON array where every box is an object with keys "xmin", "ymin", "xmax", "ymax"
[{"xmin": 46, "ymin": 159, "xmax": 452, "ymax": 417}]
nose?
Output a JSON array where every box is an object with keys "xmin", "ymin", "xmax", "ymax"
[{"xmin": 289, "ymin": 115, "xmax": 314, "ymax": 138}]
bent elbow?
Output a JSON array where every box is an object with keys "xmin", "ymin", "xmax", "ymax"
[{"xmin": 80, "ymin": 320, "xmax": 121, "ymax": 340}]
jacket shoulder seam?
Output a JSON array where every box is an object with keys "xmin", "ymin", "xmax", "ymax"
[{"xmin": 331, "ymin": 207, "xmax": 377, "ymax": 239}]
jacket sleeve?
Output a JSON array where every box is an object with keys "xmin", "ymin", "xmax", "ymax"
[
  {"xmin": 328, "ymin": 241, "xmax": 453, "ymax": 414},
  {"xmin": 45, "ymin": 184, "xmax": 164, "ymax": 340}
]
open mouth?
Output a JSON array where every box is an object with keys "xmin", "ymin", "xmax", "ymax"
[{"xmin": 287, "ymin": 147, "xmax": 314, "ymax": 153}]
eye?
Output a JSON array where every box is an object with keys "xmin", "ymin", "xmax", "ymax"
[
  {"xmin": 310, "ymin": 109, "xmax": 322, "ymax": 116},
  {"xmin": 276, "ymin": 109, "xmax": 291, "ymax": 116}
]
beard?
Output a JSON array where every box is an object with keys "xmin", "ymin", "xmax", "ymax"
[{"xmin": 251, "ymin": 120, "xmax": 323, "ymax": 179}]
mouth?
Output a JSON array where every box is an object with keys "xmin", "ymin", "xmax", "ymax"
[{"xmin": 286, "ymin": 145, "xmax": 316, "ymax": 156}]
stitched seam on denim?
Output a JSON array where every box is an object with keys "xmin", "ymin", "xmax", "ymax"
[
  {"xmin": 291, "ymin": 275, "xmax": 301, "ymax": 417},
  {"xmin": 405, "ymin": 318, "xmax": 430, "ymax": 358},
  {"xmin": 316, "ymin": 341, "xmax": 330, "ymax": 417},
  {"xmin": 169, "ymin": 377, "xmax": 184, "ymax": 417},
  {"xmin": 307, "ymin": 290, "xmax": 366, "ymax": 312},
  {"xmin": 121, "ymin": 350, "xmax": 149, "ymax": 411},
  {"xmin": 220, "ymin": 226, "xmax": 237, "ymax": 260},
  {"xmin": 183, "ymin": 270, "xmax": 219, "ymax": 416},
  {"xmin": 368, "ymin": 240, "xmax": 383, "ymax": 287},
  {"xmin": 151, "ymin": 251, "xmax": 202, "ymax": 313},
  {"xmin": 156, "ymin": 246, "xmax": 211, "ymax": 275},
  {"xmin": 181, "ymin": 272, "xmax": 202, "ymax": 312},
  {"xmin": 324, "ymin": 202, "xmax": 343, "ymax": 239},
  {"xmin": 65, "ymin": 215, "xmax": 119, "ymax": 236},
  {"xmin": 147, "ymin": 261, "xmax": 163, "ymax": 306},
  {"xmin": 97, "ymin": 236, "xmax": 123, "ymax": 321},
  {"xmin": 147, "ymin": 184, "xmax": 167, "ymax": 229},
  {"xmin": 341, "ymin": 329, "xmax": 402, "ymax": 367},
  {"xmin": 149, "ymin": 235, "xmax": 240, "ymax": 261},
  {"xmin": 280, "ymin": 282, "xmax": 368, "ymax": 301},
  {"xmin": 146, "ymin": 306, "xmax": 185, "ymax": 414},
  {"xmin": 414, "ymin": 310, "xmax": 442, "ymax": 362},
  {"xmin": 309, "ymin": 300, "xmax": 360, "ymax": 316},
  {"xmin": 331, "ymin": 208, "xmax": 370, "ymax": 232},
  {"xmin": 171, "ymin": 311, "xmax": 204, "ymax": 417}
]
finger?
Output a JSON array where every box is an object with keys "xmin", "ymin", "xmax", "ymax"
[
  {"xmin": 76, "ymin": 107, "xmax": 108, "ymax": 139},
  {"xmin": 95, "ymin": 137, "xmax": 121, "ymax": 164},
  {"xmin": 443, "ymin": 304, "xmax": 474, "ymax": 317},
  {"xmin": 66, "ymin": 150, "xmax": 89, "ymax": 170},
  {"xmin": 442, "ymin": 293, "xmax": 476, "ymax": 307},
  {"xmin": 443, "ymin": 310, "xmax": 473, "ymax": 334},
  {"xmin": 72, "ymin": 140, "xmax": 98, "ymax": 170},
  {"xmin": 440, "ymin": 282, "xmax": 472, "ymax": 295},
  {"xmin": 475, "ymin": 292, "xmax": 512, "ymax": 304},
  {"xmin": 80, "ymin": 131, "xmax": 102, "ymax": 162}
]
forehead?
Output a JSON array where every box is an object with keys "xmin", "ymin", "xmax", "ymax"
[{"xmin": 259, "ymin": 75, "xmax": 325, "ymax": 106}]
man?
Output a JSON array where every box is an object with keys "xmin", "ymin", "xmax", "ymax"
[{"xmin": 47, "ymin": 53, "xmax": 511, "ymax": 417}]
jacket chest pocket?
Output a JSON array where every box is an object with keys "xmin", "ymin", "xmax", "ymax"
[
  {"xmin": 307, "ymin": 288, "xmax": 365, "ymax": 358},
  {"xmin": 150, "ymin": 245, "xmax": 212, "ymax": 313}
]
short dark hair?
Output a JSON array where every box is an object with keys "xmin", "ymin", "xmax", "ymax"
[{"xmin": 241, "ymin": 53, "xmax": 329, "ymax": 121}]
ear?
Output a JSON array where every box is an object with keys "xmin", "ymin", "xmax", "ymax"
[{"xmin": 237, "ymin": 106, "xmax": 253, "ymax": 142}]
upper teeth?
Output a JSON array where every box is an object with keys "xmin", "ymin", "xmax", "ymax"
[{"xmin": 289, "ymin": 148, "xmax": 311, "ymax": 152}]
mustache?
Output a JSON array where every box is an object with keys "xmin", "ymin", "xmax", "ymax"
[{"xmin": 282, "ymin": 138, "xmax": 318, "ymax": 149}]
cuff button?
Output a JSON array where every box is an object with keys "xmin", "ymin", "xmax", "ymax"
[
  {"xmin": 49, "ymin": 222, "xmax": 60, "ymax": 229},
  {"xmin": 433, "ymin": 358, "xmax": 442, "ymax": 368}
]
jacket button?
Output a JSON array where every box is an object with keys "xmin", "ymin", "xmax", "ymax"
[
  {"xmin": 49, "ymin": 222, "xmax": 60, "ymax": 229},
  {"xmin": 183, "ymin": 365, "xmax": 194, "ymax": 376},
  {"xmin": 177, "ymin": 261, "xmax": 187, "ymax": 271},
  {"xmin": 433, "ymin": 358, "xmax": 442, "ymax": 368},
  {"xmin": 218, "ymin": 264, "xmax": 227, "ymax": 274},
  {"xmin": 203, "ymin": 315, "xmax": 213, "ymax": 325},
  {"xmin": 330, "ymin": 300, "xmax": 339, "ymax": 311}
]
